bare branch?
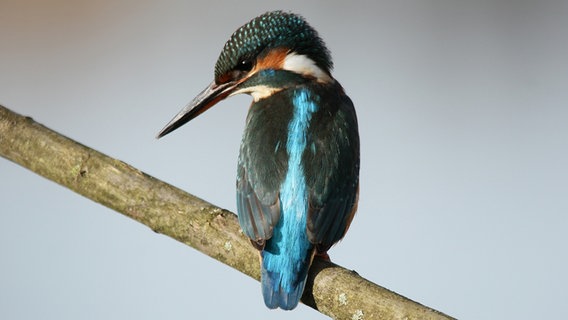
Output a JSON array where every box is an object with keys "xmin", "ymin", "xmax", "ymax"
[{"xmin": 0, "ymin": 105, "xmax": 455, "ymax": 320}]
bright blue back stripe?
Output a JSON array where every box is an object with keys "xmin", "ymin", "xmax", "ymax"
[{"xmin": 262, "ymin": 88, "xmax": 317, "ymax": 293}]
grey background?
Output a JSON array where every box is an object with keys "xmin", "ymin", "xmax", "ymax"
[{"xmin": 1, "ymin": 1, "xmax": 567, "ymax": 319}]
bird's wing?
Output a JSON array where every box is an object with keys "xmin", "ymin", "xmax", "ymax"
[
  {"xmin": 236, "ymin": 163, "xmax": 280, "ymax": 245},
  {"xmin": 236, "ymin": 97, "xmax": 290, "ymax": 245},
  {"xmin": 305, "ymin": 91, "xmax": 360, "ymax": 253}
]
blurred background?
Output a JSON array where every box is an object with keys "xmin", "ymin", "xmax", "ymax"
[{"xmin": 1, "ymin": 1, "xmax": 567, "ymax": 319}]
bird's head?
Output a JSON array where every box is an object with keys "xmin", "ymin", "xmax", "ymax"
[{"xmin": 157, "ymin": 11, "xmax": 333, "ymax": 138}]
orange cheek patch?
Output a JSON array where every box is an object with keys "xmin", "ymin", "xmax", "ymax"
[{"xmin": 253, "ymin": 47, "xmax": 289, "ymax": 73}]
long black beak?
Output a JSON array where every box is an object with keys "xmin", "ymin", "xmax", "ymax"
[{"xmin": 156, "ymin": 80, "xmax": 238, "ymax": 138}]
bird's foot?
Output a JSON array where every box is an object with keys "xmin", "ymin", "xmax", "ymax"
[{"xmin": 315, "ymin": 251, "xmax": 330, "ymax": 262}]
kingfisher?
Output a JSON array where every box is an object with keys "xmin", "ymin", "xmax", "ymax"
[{"xmin": 157, "ymin": 11, "xmax": 359, "ymax": 310}]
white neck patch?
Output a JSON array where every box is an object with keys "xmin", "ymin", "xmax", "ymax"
[
  {"xmin": 283, "ymin": 53, "xmax": 333, "ymax": 83},
  {"xmin": 231, "ymin": 85, "xmax": 282, "ymax": 102}
]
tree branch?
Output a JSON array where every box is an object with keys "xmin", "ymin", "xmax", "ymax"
[{"xmin": 0, "ymin": 105, "xmax": 455, "ymax": 320}]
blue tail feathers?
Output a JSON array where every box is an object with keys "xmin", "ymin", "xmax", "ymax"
[{"xmin": 261, "ymin": 250, "xmax": 312, "ymax": 310}]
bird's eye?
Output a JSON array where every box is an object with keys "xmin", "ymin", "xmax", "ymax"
[
  {"xmin": 227, "ymin": 59, "xmax": 254, "ymax": 81},
  {"xmin": 235, "ymin": 59, "xmax": 253, "ymax": 72}
]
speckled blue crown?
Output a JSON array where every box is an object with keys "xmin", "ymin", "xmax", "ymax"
[{"xmin": 214, "ymin": 11, "xmax": 332, "ymax": 81}]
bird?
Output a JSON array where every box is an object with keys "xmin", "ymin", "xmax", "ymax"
[{"xmin": 157, "ymin": 11, "xmax": 359, "ymax": 310}]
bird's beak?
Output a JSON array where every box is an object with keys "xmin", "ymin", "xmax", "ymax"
[{"xmin": 156, "ymin": 80, "xmax": 238, "ymax": 138}]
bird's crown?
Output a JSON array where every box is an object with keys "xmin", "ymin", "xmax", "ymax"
[{"xmin": 214, "ymin": 11, "xmax": 332, "ymax": 84}]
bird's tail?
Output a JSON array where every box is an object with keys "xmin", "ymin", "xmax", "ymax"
[{"xmin": 260, "ymin": 248, "xmax": 314, "ymax": 310}]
